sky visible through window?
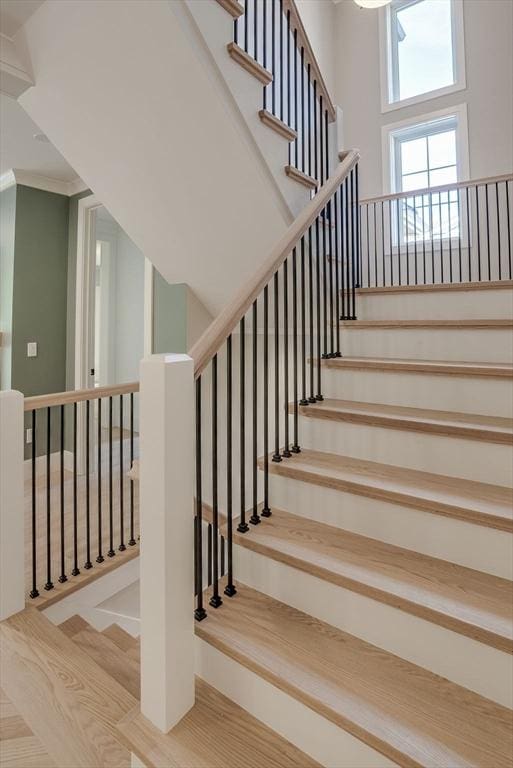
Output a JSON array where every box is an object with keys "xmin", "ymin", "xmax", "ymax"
[{"xmin": 396, "ymin": 0, "xmax": 454, "ymax": 101}]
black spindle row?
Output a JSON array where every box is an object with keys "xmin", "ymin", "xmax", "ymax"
[
  {"xmin": 359, "ymin": 177, "xmax": 513, "ymax": 288},
  {"xmin": 27, "ymin": 389, "xmax": 139, "ymax": 599},
  {"xmin": 194, "ymin": 160, "xmax": 360, "ymax": 620},
  {"xmin": 234, "ymin": 0, "xmax": 334, "ymax": 186}
]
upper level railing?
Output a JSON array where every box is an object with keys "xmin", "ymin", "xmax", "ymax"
[
  {"xmin": 358, "ymin": 174, "xmax": 513, "ymax": 289},
  {"xmin": 24, "ymin": 382, "xmax": 139, "ymax": 600},
  {"xmin": 190, "ymin": 149, "xmax": 360, "ymax": 620},
  {"xmin": 230, "ymin": 0, "xmax": 336, "ymax": 188}
]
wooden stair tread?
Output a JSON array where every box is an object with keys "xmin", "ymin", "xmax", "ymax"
[
  {"xmin": 102, "ymin": 624, "xmax": 139, "ymax": 653},
  {"xmin": 58, "ymin": 614, "xmax": 90, "ymax": 638},
  {"xmin": 339, "ymin": 318, "xmax": 513, "ymax": 329},
  {"xmin": 216, "ymin": 0, "xmax": 244, "ymax": 18},
  {"xmin": 231, "ymin": 508, "xmax": 513, "ymax": 652},
  {"xmin": 118, "ymin": 677, "xmax": 320, "ymax": 768},
  {"xmin": 197, "ymin": 585, "xmax": 513, "ymax": 768},
  {"xmin": 261, "ymin": 449, "xmax": 513, "ymax": 531},
  {"xmin": 258, "ymin": 109, "xmax": 297, "ymax": 141},
  {"xmin": 321, "ymin": 355, "xmax": 513, "ymax": 378},
  {"xmin": 0, "ymin": 608, "xmax": 136, "ymax": 767},
  {"xmin": 71, "ymin": 625, "xmax": 141, "ymax": 700},
  {"xmin": 284, "ymin": 164, "xmax": 319, "ymax": 190},
  {"xmin": 227, "ymin": 42, "xmax": 273, "ymax": 85},
  {"xmin": 295, "ymin": 397, "xmax": 513, "ymax": 444}
]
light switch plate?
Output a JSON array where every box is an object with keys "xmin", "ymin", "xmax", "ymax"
[{"xmin": 27, "ymin": 342, "xmax": 37, "ymax": 357}]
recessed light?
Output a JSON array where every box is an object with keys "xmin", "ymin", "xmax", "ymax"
[{"xmin": 33, "ymin": 132, "xmax": 50, "ymax": 143}]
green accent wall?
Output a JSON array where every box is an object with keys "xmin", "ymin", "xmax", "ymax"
[
  {"xmin": 0, "ymin": 185, "xmax": 16, "ymax": 390},
  {"xmin": 152, "ymin": 272, "xmax": 188, "ymax": 353},
  {"xmin": 11, "ymin": 185, "xmax": 69, "ymax": 397}
]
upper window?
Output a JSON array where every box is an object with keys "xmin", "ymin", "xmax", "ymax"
[{"xmin": 380, "ymin": 0, "xmax": 466, "ymax": 112}]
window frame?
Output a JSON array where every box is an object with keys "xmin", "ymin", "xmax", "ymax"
[
  {"xmin": 379, "ymin": 0, "xmax": 466, "ymax": 114},
  {"xmin": 382, "ymin": 104, "xmax": 470, "ymax": 247}
]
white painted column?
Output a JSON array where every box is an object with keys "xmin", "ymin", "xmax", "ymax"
[
  {"xmin": 0, "ymin": 390, "xmax": 25, "ymax": 620},
  {"xmin": 139, "ymin": 353, "xmax": 195, "ymax": 732}
]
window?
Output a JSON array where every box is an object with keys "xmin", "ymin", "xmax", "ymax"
[
  {"xmin": 380, "ymin": 0, "xmax": 466, "ymax": 112},
  {"xmin": 382, "ymin": 105, "xmax": 469, "ymax": 243}
]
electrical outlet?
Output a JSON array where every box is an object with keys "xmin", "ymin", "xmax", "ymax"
[
  {"xmin": 27, "ymin": 342, "xmax": 37, "ymax": 358},
  {"xmin": 26, "ymin": 428, "xmax": 32, "ymax": 444}
]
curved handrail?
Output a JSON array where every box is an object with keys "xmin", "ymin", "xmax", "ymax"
[
  {"xmin": 360, "ymin": 173, "xmax": 513, "ymax": 206},
  {"xmin": 24, "ymin": 381, "xmax": 139, "ymax": 411},
  {"xmin": 191, "ymin": 148, "xmax": 360, "ymax": 378}
]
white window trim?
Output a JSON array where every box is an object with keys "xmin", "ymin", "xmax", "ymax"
[
  {"xmin": 379, "ymin": 0, "xmax": 466, "ymax": 114},
  {"xmin": 381, "ymin": 103, "xmax": 470, "ymax": 196}
]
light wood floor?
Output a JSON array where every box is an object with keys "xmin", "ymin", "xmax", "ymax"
[
  {"xmin": 24, "ymin": 444, "xmax": 140, "ymax": 607},
  {"xmin": 0, "ymin": 609, "xmax": 319, "ymax": 768}
]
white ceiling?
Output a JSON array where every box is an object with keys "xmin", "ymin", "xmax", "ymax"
[
  {"xmin": 0, "ymin": 0, "xmax": 44, "ymax": 38},
  {"xmin": 0, "ymin": 93, "xmax": 79, "ymax": 181}
]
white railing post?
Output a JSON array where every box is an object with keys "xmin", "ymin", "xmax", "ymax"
[
  {"xmin": 0, "ymin": 390, "xmax": 25, "ymax": 620},
  {"xmin": 139, "ymin": 353, "xmax": 195, "ymax": 732}
]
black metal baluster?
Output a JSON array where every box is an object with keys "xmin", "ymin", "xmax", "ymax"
[
  {"xmin": 271, "ymin": 0, "xmax": 276, "ymax": 113},
  {"xmin": 96, "ymin": 399, "xmax": 104, "ymax": 563},
  {"xmin": 254, "ymin": 0, "xmax": 258, "ymax": 61},
  {"xmin": 496, "ymin": 182, "xmax": 501, "ymax": 281},
  {"xmin": 238, "ymin": 317, "xmax": 250, "ymax": 529},
  {"xmin": 476, "ymin": 185, "xmax": 482, "ymax": 281},
  {"xmin": 244, "ymin": 0, "xmax": 248, "ymax": 52},
  {"xmin": 397, "ymin": 198, "xmax": 402, "ymax": 286},
  {"xmin": 406, "ymin": 196, "xmax": 410, "ymax": 285},
  {"xmin": 389, "ymin": 199, "xmax": 394, "ymax": 286},
  {"xmin": 58, "ymin": 404, "xmax": 67, "ymax": 583},
  {"xmin": 315, "ymin": 218, "xmax": 323, "ymax": 400},
  {"xmin": 251, "ymin": 301, "xmax": 262, "ymax": 519},
  {"xmin": 313, "ymin": 80, "xmax": 318, "ymax": 183},
  {"xmin": 381, "ymin": 199, "xmax": 385, "ymax": 287},
  {"xmin": 108, "ymin": 396, "xmax": 114, "ymax": 557},
  {"xmin": 30, "ymin": 410, "xmax": 39, "ymax": 598},
  {"xmin": 294, "ymin": 28, "xmax": 298, "ymax": 167},
  {"xmin": 485, "ymin": 183, "xmax": 491, "ymax": 280},
  {"xmin": 340, "ymin": 186, "xmax": 346, "ymax": 320},
  {"xmin": 334, "ymin": 190, "xmax": 341, "ymax": 353},
  {"xmin": 262, "ymin": 288, "xmax": 273, "ymax": 511},
  {"xmin": 291, "ymin": 249, "xmax": 301, "ymax": 451},
  {"xmin": 119, "ymin": 395, "xmax": 125, "ymax": 551},
  {"xmin": 221, "ymin": 536, "xmax": 226, "ymax": 579},
  {"xmin": 352, "ymin": 170, "xmax": 357, "ymax": 318},
  {"xmin": 279, "ymin": 0, "xmax": 284, "ymax": 120},
  {"xmin": 413, "ymin": 195, "xmax": 418, "ymax": 285},
  {"xmin": 282, "ymin": 261, "xmax": 292, "ymax": 455},
  {"xmin": 346, "ymin": 176, "xmax": 352, "ymax": 319},
  {"xmin": 300, "ymin": 238, "xmax": 309, "ymax": 400},
  {"xmin": 439, "ymin": 192, "xmax": 444, "ymax": 283},
  {"xmin": 44, "ymin": 407, "xmax": 54, "ymax": 590},
  {"xmin": 466, "ymin": 186, "xmax": 471, "ymax": 282},
  {"xmin": 262, "ymin": 0, "xmax": 267, "ymax": 108},
  {"xmin": 458, "ymin": 189, "xmax": 463, "ymax": 282},
  {"xmin": 307, "ymin": 64, "xmax": 312, "ymax": 179},
  {"xmin": 72, "ymin": 402, "xmax": 79, "ymax": 576},
  {"xmin": 195, "ymin": 377, "xmax": 207, "ymax": 620},
  {"xmin": 207, "ymin": 523, "xmax": 212, "ymax": 587},
  {"xmin": 234, "ymin": 3, "xmax": 239, "ymax": 45},
  {"xmin": 373, "ymin": 202, "xmax": 378, "ymax": 287},
  {"xmin": 324, "ymin": 108, "xmax": 329, "ymax": 182},
  {"xmin": 225, "ymin": 335, "xmax": 238, "ymax": 591},
  {"xmin": 308, "ymin": 226, "xmax": 318, "ymax": 393},
  {"xmin": 356, "ymin": 165, "xmax": 361, "ymax": 287},
  {"xmin": 506, "ymin": 181, "xmax": 512, "ymax": 279},
  {"xmin": 287, "ymin": 8, "xmax": 291, "ymax": 162},
  {"xmin": 273, "ymin": 272, "xmax": 283, "ymax": 460},
  {"xmin": 128, "ymin": 392, "xmax": 136, "ymax": 546},
  {"xmin": 322, "ymin": 203, "xmax": 328, "ymax": 358},
  {"xmin": 84, "ymin": 400, "xmax": 92, "ymax": 568},
  {"xmin": 422, "ymin": 194, "xmax": 426, "ymax": 284},
  {"xmin": 319, "ymin": 95, "xmax": 324, "ymax": 185},
  {"xmin": 301, "ymin": 47, "xmax": 305, "ymax": 173},
  {"xmin": 448, "ymin": 192, "xmax": 453, "ymax": 282},
  {"xmin": 210, "ymin": 354, "xmax": 222, "ymax": 607},
  {"xmin": 366, "ymin": 204, "xmax": 370, "ymax": 288},
  {"xmin": 328, "ymin": 202, "xmax": 335, "ymax": 355}
]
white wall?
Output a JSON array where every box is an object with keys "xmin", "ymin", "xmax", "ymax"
[{"xmin": 334, "ymin": 0, "xmax": 513, "ymax": 198}]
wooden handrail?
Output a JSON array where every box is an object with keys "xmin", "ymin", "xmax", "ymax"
[
  {"xmin": 283, "ymin": 0, "xmax": 336, "ymax": 122},
  {"xmin": 360, "ymin": 173, "xmax": 513, "ymax": 206},
  {"xmin": 191, "ymin": 149, "xmax": 360, "ymax": 378},
  {"xmin": 24, "ymin": 381, "xmax": 139, "ymax": 412}
]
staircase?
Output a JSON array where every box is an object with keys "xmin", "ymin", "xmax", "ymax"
[{"xmin": 194, "ymin": 279, "xmax": 513, "ymax": 768}]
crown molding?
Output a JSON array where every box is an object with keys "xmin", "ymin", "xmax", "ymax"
[{"xmin": 0, "ymin": 169, "xmax": 88, "ymax": 196}]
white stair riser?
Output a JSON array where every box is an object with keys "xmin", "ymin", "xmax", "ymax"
[
  {"xmin": 356, "ymin": 288, "xmax": 513, "ymax": 321},
  {"xmin": 267, "ymin": 472, "xmax": 513, "ymax": 580},
  {"xmin": 196, "ymin": 638, "xmax": 398, "ymax": 768},
  {"xmin": 339, "ymin": 328, "xmax": 513, "ymax": 363},
  {"xmin": 296, "ymin": 416, "xmax": 513, "ymax": 486},
  {"xmin": 319, "ymin": 368, "xmax": 513, "ymax": 418},
  {"xmin": 234, "ymin": 547, "xmax": 513, "ymax": 709}
]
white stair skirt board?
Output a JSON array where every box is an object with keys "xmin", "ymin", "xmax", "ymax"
[
  {"xmin": 356, "ymin": 287, "xmax": 513, "ymax": 321},
  {"xmin": 296, "ymin": 415, "xmax": 513, "ymax": 487},
  {"xmin": 268, "ymin": 473, "xmax": 513, "ymax": 580},
  {"xmin": 319, "ymin": 367, "xmax": 513, "ymax": 418},
  {"xmin": 338, "ymin": 327, "xmax": 513, "ymax": 363},
  {"xmin": 43, "ymin": 557, "xmax": 141, "ymax": 637},
  {"xmin": 196, "ymin": 638, "xmax": 398, "ymax": 768},
  {"xmin": 233, "ymin": 548, "xmax": 513, "ymax": 709}
]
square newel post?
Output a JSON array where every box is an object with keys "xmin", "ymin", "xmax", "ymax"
[
  {"xmin": 139, "ymin": 353, "xmax": 195, "ymax": 732},
  {"xmin": 0, "ymin": 391, "xmax": 25, "ymax": 620}
]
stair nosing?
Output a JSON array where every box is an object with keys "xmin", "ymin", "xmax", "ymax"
[
  {"xmin": 338, "ymin": 318, "xmax": 513, "ymax": 329},
  {"xmin": 319, "ymin": 356, "xmax": 513, "ymax": 378},
  {"xmin": 293, "ymin": 399, "xmax": 513, "ymax": 445},
  {"xmin": 260, "ymin": 451, "xmax": 513, "ymax": 532}
]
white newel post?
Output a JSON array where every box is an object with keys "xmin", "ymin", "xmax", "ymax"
[
  {"xmin": 139, "ymin": 353, "xmax": 195, "ymax": 732},
  {"xmin": 0, "ymin": 390, "xmax": 25, "ymax": 621}
]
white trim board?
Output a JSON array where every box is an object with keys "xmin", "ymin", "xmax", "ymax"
[{"xmin": 0, "ymin": 169, "xmax": 88, "ymax": 196}]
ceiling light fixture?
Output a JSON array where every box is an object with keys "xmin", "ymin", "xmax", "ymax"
[{"xmin": 353, "ymin": 0, "xmax": 392, "ymax": 8}]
